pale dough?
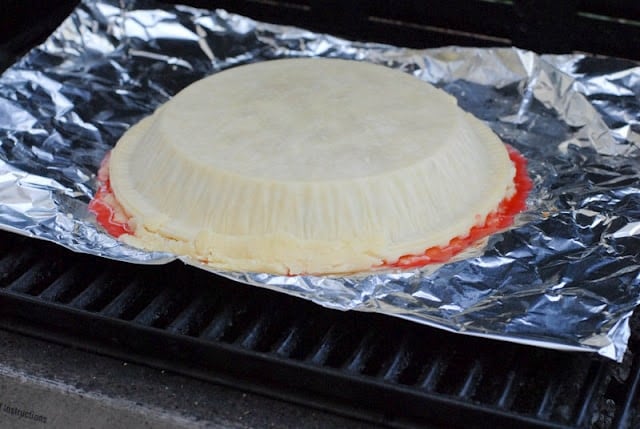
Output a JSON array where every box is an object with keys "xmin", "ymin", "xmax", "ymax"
[{"xmin": 108, "ymin": 58, "xmax": 515, "ymax": 274}]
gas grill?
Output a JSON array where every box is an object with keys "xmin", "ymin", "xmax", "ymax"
[{"xmin": 1, "ymin": 1, "xmax": 640, "ymax": 428}]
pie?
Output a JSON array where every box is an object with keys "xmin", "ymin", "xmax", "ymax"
[{"xmin": 100, "ymin": 58, "xmax": 523, "ymax": 275}]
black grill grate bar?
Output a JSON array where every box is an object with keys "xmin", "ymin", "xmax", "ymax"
[
  {"xmin": 611, "ymin": 354, "xmax": 640, "ymax": 429},
  {"xmin": 271, "ymin": 319, "xmax": 303, "ymax": 357},
  {"xmin": 237, "ymin": 300, "xmax": 299, "ymax": 352},
  {"xmin": 0, "ymin": 245, "xmax": 39, "ymax": 287},
  {"xmin": 109, "ymin": 272, "xmax": 167, "ymax": 321},
  {"xmin": 536, "ymin": 378, "xmax": 561, "ymax": 420},
  {"xmin": 418, "ymin": 353, "xmax": 447, "ymax": 392},
  {"xmin": 574, "ymin": 361, "xmax": 613, "ymax": 427},
  {"xmin": 6, "ymin": 257, "xmax": 68, "ymax": 295},
  {"xmin": 166, "ymin": 294, "xmax": 219, "ymax": 336},
  {"xmin": 468, "ymin": 346, "xmax": 516, "ymax": 407},
  {"xmin": 37, "ymin": 263, "xmax": 98, "ymax": 302},
  {"xmin": 217, "ymin": 300, "xmax": 259, "ymax": 344},
  {"xmin": 356, "ymin": 329, "xmax": 406, "ymax": 378},
  {"xmin": 306, "ymin": 323, "xmax": 341, "ymax": 366},
  {"xmin": 237, "ymin": 309, "xmax": 271, "ymax": 350},
  {"xmin": 100, "ymin": 277, "xmax": 149, "ymax": 319},
  {"xmin": 457, "ymin": 360, "xmax": 483, "ymax": 399},
  {"xmin": 496, "ymin": 370, "xmax": 520, "ymax": 410},
  {"xmin": 380, "ymin": 337, "xmax": 411, "ymax": 382},
  {"xmin": 270, "ymin": 315, "xmax": 333, "ymax": 360},
  {"xmin": 198, "ymin": 299, "xmax": 237, "ymax": 341},
  {"xmin": 195, "ymin": 285, "xmax": 260, "ymax": 342},
  {"xmin": 69, "ymin": 269, "xmax": 114, "ymax": 309},
  {"xmin": 132, "ymin": 286, "xmax": 189, "ymax": 327},
  {"xmin": 342, "ymin": 331, "xmax": 377, "ymax": 374}
]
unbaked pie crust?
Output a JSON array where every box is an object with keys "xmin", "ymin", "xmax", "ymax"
[{"xmin": 108, "ymin": 58, "xmax": 516, "ymax": 274}]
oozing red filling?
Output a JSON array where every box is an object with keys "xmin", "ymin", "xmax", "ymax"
[
  {"xmin": 381, "ymin": 145, "xmax": 531, "ymax": 269},
  {"xmin": 90, "ymin": 146, "xmax": 531, "ymax": 270},
  {"xmin": 88, "ymin": 153, "xmax": 132, "ymax": 238}
]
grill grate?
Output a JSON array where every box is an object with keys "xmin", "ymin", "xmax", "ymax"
[
  {"xmin": 6, "ymin": 0, "xmax": 634, "ymax": 70},
  {"xmin": 1, "ymin": 230, "xmax": 638, "ymax": 428}
]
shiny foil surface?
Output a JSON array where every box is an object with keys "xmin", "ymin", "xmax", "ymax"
[{"xmin": 1, "ymin": 0, "xmax": 639, "ymax": 361}]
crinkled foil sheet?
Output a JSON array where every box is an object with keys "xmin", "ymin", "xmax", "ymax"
[{"xmin": 1, "ymin": 0, "xmax": 639, "ymax": 361}]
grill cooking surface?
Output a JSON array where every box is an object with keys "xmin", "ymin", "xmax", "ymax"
[
  {"xmin": 1, "ymin": 230, "xmax": 638, "ymax": 428},
  {"xmin": 1, "ymin": 1, "xmax": 639, "ymax": 427}
]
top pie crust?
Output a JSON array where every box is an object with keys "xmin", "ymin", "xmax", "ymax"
[{"xmin": 108, "ymin": 58, "xmax": 516, "ymax": 274}]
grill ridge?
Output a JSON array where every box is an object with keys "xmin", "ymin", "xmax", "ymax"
[
  {"xmin": 0, "ymin": 244, "xmax": 40, "ymax": 286},
  {"xmin": 496, "ymin": 370, "xmax": 520, "ymax": 410},
  {"xmin": 166, "ymin": 294, "xmax": 218, "ymax": 336},
  {"xmin": 37, "ymin": 263, "xmax": 94, "ymax": 302},
  {"xmin": 457, "ymin": 360, "xmax": 482, "ymax": 399},
  {"xmin": 132, "ymin": 285, "xmax": 191, "ymax": 328},
  {"xmin": 536, "ymin": 378, "xmax": 561, "ymax": 420},
  {"xmin": 342, "ymin": 330, "xmax": 378, "ymax": 374},
  {"xmin": 379, "ymin": 336, "xmax": 411, "ymax": 382},
  {"xmin": 6, "ymin": 257, "xmax": 68, "ymax": 295},
  {"xmin": 610, "ymin": 354, "xmax": 640, "ymax": 428},
  {"xmin": 100, "ymin": 277, "xmax": 153, "ymax": 319},
  {"xmin": 418, "ymin": 353, "xmax": 447, "ymax": 392},
  {"xmin": 574, "ymin": 362, "xmax": 614, "ymax": 427},
  {"xmin": 0, "ymin": 231, "xmax": 637, "ymax": 428}
]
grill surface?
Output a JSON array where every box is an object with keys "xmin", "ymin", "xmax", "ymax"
[
  {"xmin": 1, "ymin": 230, "xmax": 639, "ymax": 428},
  {"xmin": 1, "ymin": 0, "xmax": 639, "ymax": 72},
  {"xmin": 1, "ymin": 1, "xmax": 640, "ymax": 428},
  {"xmin": 188, "ymin": 0, "xmax": 640, "ymax": 60}
]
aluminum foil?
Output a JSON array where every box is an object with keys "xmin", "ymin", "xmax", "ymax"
[{"xmin": 1, "ymin": 0, "xmax": 639, "ymax": 361}]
